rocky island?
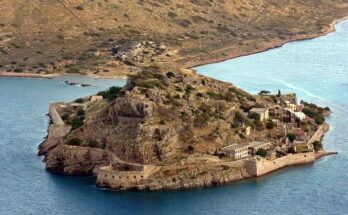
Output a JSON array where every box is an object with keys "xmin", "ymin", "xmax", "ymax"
[{"xmin": 39, "ymin": 67, "xmax": 332, "ymax": 191}]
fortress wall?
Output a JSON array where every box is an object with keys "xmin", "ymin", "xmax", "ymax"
[
  {"xmin": 246, "ymin": 152, "xmax": 315, "ymax": 177},
  {"xmin": 308, "ymin": 125, "xmax": 325, "ymax": 145},
  {"xmin": 49, "ymin": 105, "xmax": 65, "ymax": 126},
  {"xmin": 96, "ymin": 165, "xmax": 159, "ymax": 190},
  {"xmin": 96, "ymin": 168, "xmax": 145, "ymax": 189}
]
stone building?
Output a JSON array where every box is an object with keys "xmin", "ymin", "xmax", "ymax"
[
  {"xmin": 249, "ymin": 108, "xmax": 269, "ymax": 121},
  {"xmin": 249, "ymin": 141, "xmax": 272, "ymax": 155},
  {"xmin": 221, "ymin": 144, "xmax": 249, "ymax": 160},
  {"xmin": 90, "ymin": 95, "xmax": 103, "ymax": 102}
]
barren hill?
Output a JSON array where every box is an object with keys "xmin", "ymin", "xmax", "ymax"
[{"xmin": 1, "ymin": 0, "xmax": 347, "ymax": 77}]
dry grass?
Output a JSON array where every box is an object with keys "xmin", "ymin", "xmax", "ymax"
[{"xmin": 0, "ymin": 0, "xmax": 347, "ymax": 76}]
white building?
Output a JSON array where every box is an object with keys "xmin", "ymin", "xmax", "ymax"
[{"xmin": 221, "ymin": 144, "xmax": 249, "ymax": 160}]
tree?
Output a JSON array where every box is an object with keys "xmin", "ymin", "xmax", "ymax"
[
  {"xmin": 258, "ymin": 90, "xmax": 270, "ymax": 95},
  {"xmin": 287, "ymin": 133, "xmax": 296, "ymax": 142},
  {"xmin": 277, "ymin": 89, "xmax": 281, "ymax": 97},
  {"xmin": 266, "ymin": 120, "xmax": 275, "ymax": 129},
  {"xmin": 288, "ymin": 146, "xmax": 296, "ymax": 154},
  {"xmin": 312, "ymin": 141, "xmax": 323, "ymax": 152},
  {"xmin": 187, "ymin": 145, "xmax": 194, "ymax": 154},
  {"xmin": 98, "ymin": 86, "xmax": 122, "ymax": 101},
  {"xmin": 256, "ymin": 148, "xmax": 267, "ymax": 157},
  {"xmin": 248, "ymin": 112, "xmax": 260, "ymax": 121}
]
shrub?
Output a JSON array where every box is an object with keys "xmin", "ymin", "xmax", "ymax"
[
  {"xmin": 67, "ymin": 138, "xmax": 82, "ymax": 146},
  {"xmin": 314, "ymin": 115, "xmax": 325, "ymax": 125},
  {"xmin": 287, "ymin": 133, "xmax": 296, "ymax": 142},
  {"xmin": 248, "ymin": 112, "xmax": 260, "ymax": 121},
  {"xmin": 185, "ymin": 85, "xmax": 194, "ymax": 94},
  {"xmin": 312, "ymin": 141, "xmax": 323, "ymax": 152},
  {"xmin": 88, "ymin": 140, "xmax": 98, "ymax": 148},
  {"xmin": 77, "ymin": 108, "xmax": 85, "ymax": 116},
  {"xmin": 98, "ymin": 86, "xmax": 122, "ymax": 101},
  {"xmin": 187, "ymin": 145, "xmax": 194, "ymax": 154},
  {"xmin": 266, "ymin": 120, "xmax": 275, "ymax": 129},
  {"xmin": 256, "ymin": 148, "xmax": 267, "ymax": 157},
  {"xmin": 74, "ymin": 98, "xmax": 84, "ymax": 103},
  {"xmin": 166, "ymin": 71, "xmax": 175, "ymax": 78},
  {"xmin": 75, "ymin": 6, "xmax": 84, "ymax": 10},
  {"xmin": 68, "ymin": 118, "xmax": 84, "ymax": 130},
  {"xmin": 288, "ymin": 146, "xmax": 296, "ymax": 154},
  {"xmin": 61, "ymin": 113, "xmax": 69, "ymax": 121}
]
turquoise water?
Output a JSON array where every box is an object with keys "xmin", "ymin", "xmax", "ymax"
[{"xmin": 1, "ymin": 19, "xmax": 348, "ymax": 214}]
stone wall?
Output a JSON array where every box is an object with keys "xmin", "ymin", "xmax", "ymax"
[
  {"xmin": 96, "ymin": 165, "xmax": 160, "ymax": 190},
  {"xmin": 49, "ymin": 105, "xmax": 65, "ymax": 126},
  {"xmin": 245, "ymin": 152, "xmax": 315, "ymax": 177},
  {"xmin": 307, "ymin": 125, "xmax": 325, "ymax": 145}
]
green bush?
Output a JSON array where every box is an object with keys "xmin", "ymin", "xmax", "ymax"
[
  {"xmin": 88, "ymin": 140, "xmax": 98, "ymax": 148},
  {"xmin": 74, "ymin": 98, "xmax": 84, "ymax": 103},
  {"xmin": 256, "ymin": 148, "xmax": 267, "ymax": 157},
  {"xmin": 61, "ymin": 113, "xmax": 69, "ymax": 121},
  {"xmin": 287, "ymin": 133, "xmax": 296, "ymax": 142},
  {"xmin": 68, "ymin": 117, "xmax": 84, "ymax": 130},
  {"xmin": 77, "ymin": 108, "xmax": 85, "ymax": 116},
  {"xmin": 312, "ymin": 141, "xmax": 323, "ymax": 152},
  {"xmin": 288, "ymin": 146, "xmax": 296, "ymax": 154},
  {"xmin": 67, "ymin": 138, "xmax": 82, "ymax": 146},
  {"xmin": 266, "ymin": 120, "xmax": 275, "ymax": 129},
  {"xmin": 248, "ymin": 112, "xmax": 260, "ymax": 121},
  {"xmin": 314, "ymin": 115, "xmax": 325, "ymax": 125},
  {"xmin": 98, "ymin": 86, "xmax": 122, "ymax": 101}
]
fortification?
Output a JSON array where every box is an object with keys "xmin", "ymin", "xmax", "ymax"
[
  {"xmin": 48, "ymin": 104, "xmax": 65, "ymax": 126},
  {"xmin": 96, "ymin": 163, "xmax": 160, "ymax": 190},
  {"xmin": 245, "ymin": 152, "xmax": 315, "ymax": 177}
]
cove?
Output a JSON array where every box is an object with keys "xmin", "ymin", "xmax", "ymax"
[{"xmin": 1, "ymin": 19, "xmax": 348, "ymax": 215}]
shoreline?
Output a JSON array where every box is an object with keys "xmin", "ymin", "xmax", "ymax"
[
  {"xmin": 0, "ymin": 71, "xmax": 127, "ymax": 80},
  {"xmin": 188, "ymin": 15, "xmax": 348, "ymax": 69},
  {"xmin": 1, "ymin": 15, "xmax": 347, "ymax": 80}
]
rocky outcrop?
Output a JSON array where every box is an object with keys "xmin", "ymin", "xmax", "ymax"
[{"xmin": 44, "ymin": 145, "xmax": 114, "ymax": 175}]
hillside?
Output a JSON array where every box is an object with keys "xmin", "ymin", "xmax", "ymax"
[
  {"xmin": 43, "ymin": 67, "xmax": 256, "ymax": 170},
  {"xmin": 1, "ymin": 0, "xmax": 348, "ymax": 77}
]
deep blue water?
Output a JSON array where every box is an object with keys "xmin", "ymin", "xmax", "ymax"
[{"xmin": 1, "ymin": 19, "xmax": 348, "ymax": 214}]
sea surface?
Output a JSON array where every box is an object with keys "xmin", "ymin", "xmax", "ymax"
[{"xmin": 1, "ymin": 19, "xmax": 348, "ymax": 215}]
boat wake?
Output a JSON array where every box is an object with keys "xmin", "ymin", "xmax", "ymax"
[{"xmin": 267, "ymin": 77, "xmax": 345, "ymax": 112}]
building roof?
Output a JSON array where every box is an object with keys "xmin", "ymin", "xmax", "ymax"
[
  {"xmin": 222, "ymin": 144, "xmax": 249, "ymax": 151},
  {"xmin": 250, "ymin": 108, "xmax": 268, "ymax": 113},
  {"xmin": 248, "ymin": 141, "xmax": 271, "ymax": 148},
  {"xmin": 285, "ymin": 108, "xmax": 306, "ymax": 120}
]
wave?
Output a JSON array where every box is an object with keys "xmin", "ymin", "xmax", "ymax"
[{"xmin": 267, "ymin": 77, "xmax": 345, "ymax": 112}]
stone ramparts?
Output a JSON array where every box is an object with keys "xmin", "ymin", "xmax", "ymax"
[
  {"xmin": 245, "ymin": 152, "xmax": 315, "ymax": 177},
  {"xmin": 49, "ymin": 105, "xmax": 65, "ymax": 126}
]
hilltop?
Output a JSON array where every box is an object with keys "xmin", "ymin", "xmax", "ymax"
[{"xmin": 1, "ymin": 0, "xmax": 348, "ymax": 77}]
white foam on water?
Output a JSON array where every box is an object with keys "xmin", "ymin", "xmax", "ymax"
[{"xmin": 267, "ymin": 77, "xmax": 346, "ymax": 112}]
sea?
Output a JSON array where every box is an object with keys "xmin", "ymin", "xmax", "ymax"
[{"xmin": 0, "ymin": 19, "xmax": 347, "ymax": 215}]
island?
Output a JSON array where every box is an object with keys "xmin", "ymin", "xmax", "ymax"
[{"xmin": 39, "ymin": 67, "xmax": 333, "ymax": 191}]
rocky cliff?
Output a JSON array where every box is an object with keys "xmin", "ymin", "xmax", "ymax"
[{"xmin": 42, "ymin": 67, "xmax": 257, "ymax": 172}]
